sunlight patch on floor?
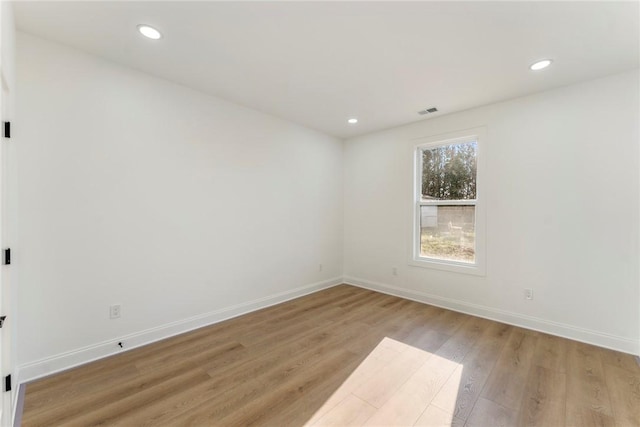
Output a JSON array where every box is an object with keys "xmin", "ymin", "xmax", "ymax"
[{"xmin": 305, "ymin": 337, "xmax": 463, "ymax": 426}]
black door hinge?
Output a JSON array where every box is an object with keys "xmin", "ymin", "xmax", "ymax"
[
  {"xmin": 3, "ymin": 248, "xmax": 9, "ymax": 265},
  {"xmin": 4, "ymin": 375, "xmax": 11, "ymax": 392},
  {"xmin": 0, "ymin": 316, "xmax": 5, "ymax": 328},
  {"xmin": 3, "ymin": 122, "xmax": 9, "ymax": 139}
]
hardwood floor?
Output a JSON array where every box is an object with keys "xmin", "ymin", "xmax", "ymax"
[{"xmin": 22, "ymin": 285, "xmax": 640, "ymax": 426}]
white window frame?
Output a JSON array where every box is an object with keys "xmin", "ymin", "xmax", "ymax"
[{"xmin": 409, "ymin": 127, "xmax": 486, "ymax": 276}]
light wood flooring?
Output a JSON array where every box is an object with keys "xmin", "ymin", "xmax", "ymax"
[{"xmin": 22, "ymin": 285, "xmax": 640, "ymax": 426}]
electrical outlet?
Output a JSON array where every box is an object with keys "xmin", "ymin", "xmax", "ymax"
[
  {"xmin": 524, "ymin": 289, "xmax": 533, "ymax": 300},
  {"xmin": 392, "ymin": 267, "xmax": 398, "ymax": 276},
  {"xmin": 318, "ymin": 264, "xmax": 323, "ymax": 272},
  {"xmin": 110, "ymin": 304, "xmax": 121, "ymax": 319}
]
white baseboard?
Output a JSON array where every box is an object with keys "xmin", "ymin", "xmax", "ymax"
[
  {"xmin": 16, "ymin": 277, "xmax": 343, "ymax": 385},
  {"xmin": 344, "ymin": 275, "xmax": 640, "ymax": 356},
  {"xmin": 16, "ymin": 275, "xmax": 640, "ymax": 388}
]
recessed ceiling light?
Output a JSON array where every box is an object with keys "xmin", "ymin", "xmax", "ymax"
[
  {"xmin": 137, "ymin": 24, "xmax": 162, "ymax": 40},
  {"xmin": 347, "ymin": 118, "xmax": 358, "ymax": 124},
  {"xmin": 530, "ymin": 59, "xmax": 552, "ymax": 71}
]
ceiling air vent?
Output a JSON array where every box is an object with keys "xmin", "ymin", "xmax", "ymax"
[{"xmin": 418, "ymin": 107, "xmax": 438, "ymax": 115}]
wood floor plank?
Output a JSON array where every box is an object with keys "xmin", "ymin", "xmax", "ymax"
[
  {"xmin": 424, "ymin": 309, "xmax": 468, "ymax": 337},
  {"xmin": 264, "ymin": 353, "xmax": 382, "ymax": 427},
  {"xmin": 305, "ymin": 346, "xmax": 399, "ymax": 424},
  {"xmin": 565, "ymin": 341, "xmax": 615, "ymax": 422},
  {"xmin": 465, "ymin": 397, "xmax": 517, "ymax": 427},
  {"xmin": 481, "ymin": 328, "xmax": 538, "ymax": 410},
  {"xmin": 23, "ymin": 367, "xmax": 211, "ymax": 427},
  {"xmin": 365, "ymin": 352, "xmax": 458, "ymax": 426},
  {"xmin": 132, "ymin": 327, "xmax": 367, "ymax": 425},
  {"xmin": 430, "ymin": 321, "xmax": 511, "ymax": 421},
  {"xmin": 209, "ymin": 349, "xmax": 362, "ymax": 426},
  {"xmin": 602, "ymin": 363, "xmax": 640, "ymax": 426},
  {"xmin": 413, "ymin": 404, "xmax": 465, "ymax": 427},
  {"xmin": 142, "ymin": 310, "xmax": 375, "ymax": 425},
  {"xmin": 135, "ymin": 340, "xmax": 245, "ymax": 374},
  {"xmin": 516, "ymin": 365, "xmax": 567, "ymax": 427},
  {"xmin": 308, "ymin": 394, "xmax": 376, "ymax": 427},
  {"xmin": 385, "ymin": 305, "xmax": 450, "ymax": 351},
  {"xmin": 21, "ymin": 363, "xmax": 141, "ymax": 416},
  {"xmin": 434, "ymin": 316, "xmax": 492, "ymax": 364},
  {"xmin": 565, "ymin": 403, "xmax": 616, "ymax": 427},
  {"xmin": 530, "ymin": 332, "xmax": 568, "ymax": 373},
  {"xmin": 22, "ymin": 284, "xmax": 640, "ymax": 427},
  {"xmin": 66, "ymin": 368, "xmax": 211, "ymax": 427},
  {"xmin": 352, "ymin": 344, "xmax": 428, "ymax": 408},
  {"xmin": 598, "ymin": 346, "xmax": 640, "ymax": 373}
]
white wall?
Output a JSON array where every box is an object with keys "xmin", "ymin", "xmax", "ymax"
[
  {"xmin": 15, "ymin": 32, "xmax": 344, "ymax": 380},
  {"xmin": 344, "ymin": 70, "xmax": 640, "ymax": 354}
]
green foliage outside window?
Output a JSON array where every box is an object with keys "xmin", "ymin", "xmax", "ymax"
[{"xmin": 422, "ymin": 141, "xmax": 477, "ymax": 200}]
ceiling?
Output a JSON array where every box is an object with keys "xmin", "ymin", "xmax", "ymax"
[{"xmin": 14, "ymin": 1, "xmax": 640, "ymax": 139}]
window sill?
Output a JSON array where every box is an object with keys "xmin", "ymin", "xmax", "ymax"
[{"xmin": 408, "ymin": 257, "xmax": 486, "ymax": 276}]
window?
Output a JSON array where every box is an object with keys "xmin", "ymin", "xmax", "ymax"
[{"xmin": 411, "ymin": 129, "xmax": 485, "ymax": 275}]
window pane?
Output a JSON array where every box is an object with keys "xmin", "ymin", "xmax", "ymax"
[
  {"xmin": 422, "ymin": 141, "xmax": 476, "ymax": 200},
  {"xmin": 420, "ymin": 205, "xmax": 475, "ymax": 263}
]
